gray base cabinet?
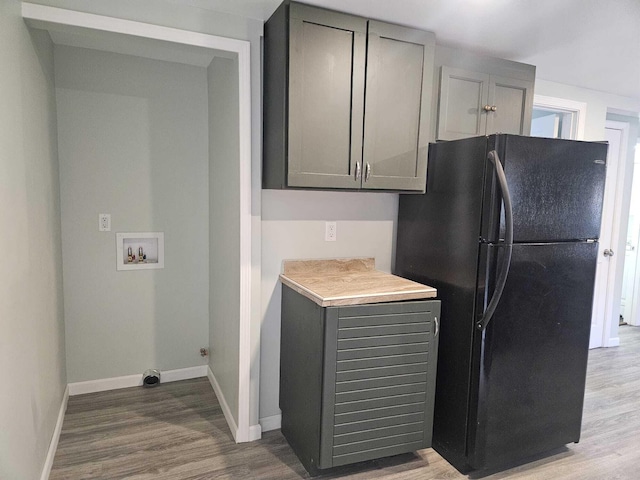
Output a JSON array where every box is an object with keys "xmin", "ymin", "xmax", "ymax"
[
  {"xmin": 279, "ymin": 285, "xmax": 440, "ymax": 474},
  {"xmin": 263, "ymin": 1, "xmax": 435, "ymax": 192}
]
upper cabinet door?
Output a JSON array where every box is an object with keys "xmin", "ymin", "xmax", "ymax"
[
  {"xmin": 287, "ymin": 4, "xmax": 367, "ymax": 189},
  {"xmin": 362, "ymin": 21, "xmax": 434, "ymax": 192},
  {"xmin": 437, "ymin": 66, "xmax": 490, "ymax": 141},
  {"xmin": 486, "ymin": 75, "xmax": 533, "ymax": 136}
]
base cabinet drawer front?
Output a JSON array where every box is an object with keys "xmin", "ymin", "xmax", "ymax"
[{"xmin": 279, "ymin": 285, "xmax": 440, "ymax": 474}]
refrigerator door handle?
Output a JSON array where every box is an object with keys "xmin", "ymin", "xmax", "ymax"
[{"xmin": 477, "ymin": 150, "xmax": 514, "ymax": 331}]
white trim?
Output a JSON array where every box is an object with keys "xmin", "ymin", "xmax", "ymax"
[
  {"xmin": 68, "ymin": 365, "xmax": 208, "ymax": 396},
  {"xmin": 249, "ymin": 424, "xmax": 262, "ymax": 441},
  {"xmin": 22, "ymin": 3, "xmax": 255, "ymax": 442},
  {"xmin": 602, "ymin": 120, "xmax": 631, "ymax": 348},
  {"xmin": 21, "ymin": 3, "xmax": 248, "ymax": 53},
  {"xmin": 533, "ymin": 94, "xmax": 587, "ymax": 140},
  {"xmin": 159, "ymin": 365, "xmax": 208, "ymax": 383},
  {"xmin": 207, "ymin": 366, "xmax": 239, "ymax": 442},
  {"xmin": 259, "ymin": 413, "xmax": 282, "ymax": 432},
  {"xmin": 606, "ymin": 337, "xmax": 620, "ymax": 347},
  {"xmin": 40, "ymin": 385, "xmax": 69, "ymax": 480},
  {"xmin": 236, "ymin": 38, "xmax": 253, "ymax": 444}
]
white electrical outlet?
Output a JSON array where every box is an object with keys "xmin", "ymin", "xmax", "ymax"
[
  {"xmin": 98, "ymin": 213, "xmax": 111, "ymax": 232},
  {"xmin": 325, "ymin": 221, "xmax": 337, "ymax": 241}
]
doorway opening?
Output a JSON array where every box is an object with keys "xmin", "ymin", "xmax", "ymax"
[
  {"xmin": 531, "ymin": 95, "xmax": 587, "ymax": 140},
  {"xmin": 620, "ymin": 141, "xmax": 640, "ymax": 327},
  {"xmin": 23, "ymin": 3, "xmax": 255, "ymax": 442}
]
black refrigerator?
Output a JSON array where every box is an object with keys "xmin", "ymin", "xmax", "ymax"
[{"xmin": 395, "ymin": 134, "xmax": 607, "ymax": 472}]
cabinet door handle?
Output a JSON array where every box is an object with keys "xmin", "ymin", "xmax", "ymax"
[
  {"xmin": 483, "ymin": 104, "xmax": 492, "ymax": 112},
  {"xmin": 491, "ymin": 105, "xmax": 497, "ymax": 112},
  {"xmin": 434, "ymin": 316, "xmax": 439, "ymax": 337},
  {"xmin": 355, "ymin": 162, "xmax": 361, "ymax": 180},
  {"xmin": 365, "ymin": 162, "xmax": 371, "ymax": 181}
]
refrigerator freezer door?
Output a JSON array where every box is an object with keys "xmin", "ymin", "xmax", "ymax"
[
  {"xmin": 469, "ymin": 241, "xmax": 598, "ymax": 470},
  {"xmin": 482, "ymin": 135, "xmax": 607, "ymax": 243}
]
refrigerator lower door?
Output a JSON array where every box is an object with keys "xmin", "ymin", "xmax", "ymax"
[{"xmin": 469, "ymin": 241, "xmax": 598, "ymax": 470}]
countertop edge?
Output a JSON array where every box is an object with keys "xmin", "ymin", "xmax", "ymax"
[{"xmin": 280, "ymin": 274, "xmax": 437, "ymax": 307}]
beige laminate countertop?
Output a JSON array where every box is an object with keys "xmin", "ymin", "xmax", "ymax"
[{"xmin": 279, "ymin": 258, "xmax": 437, "ymax": 307}]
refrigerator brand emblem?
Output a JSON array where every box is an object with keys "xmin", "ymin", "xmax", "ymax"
[{"xmin": 594, "ymin": 159, "xmax": 605, "ymax": 164}]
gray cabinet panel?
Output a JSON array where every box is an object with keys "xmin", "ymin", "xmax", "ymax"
[
  {"xmin": 334, "ymin": 392, "xmax": 428, "ymax": 414},
  {"xmin": 438, "ymin": 66, "xmax": 489, "ymax": 140},
  {"xmin": 338, "ymin": 332, "xmax": 430, "ymax": 349},
  {"xmin": 333, "ymin": 431, "xmax": 425, "ymax": 457},
  {"xmin": 487, "ymin": 74, "xmax": 533, "ymax": 135},
  {"xmin": 333, "ymin": 412, "xmax": 425, "ymax": 435},
  {"xmin": 279, "ymin": 285, "xmax": 440, "ymax": 473},
  {"xmin": 336, "ymin": 381, "xmax": 427, "ymax": 403},
  {"xmin": 334, "ymin": 421, "xmax": 425, "ymax": 446},
  {"xmin": 334, "ymin": 401, "xmax": 427, "ymax": 425},
  {"xmin": 336, "ymin": 341, "xmax": 429, "ymax": 360},
  {"xmin": 288, "ymin": 7, "xmax": 365, "ymax": 188},
  {"xmin": 332, "ymin": 441, "xmax": 426, "ymax": 467},
  {"xmin": 362, "ymin": 22, "xmax": 433, "ymax": 191},
  {"xmin": 337, "ymin": 352, "xmax": 429, "ymax": 371},
  {"xmin": 334, "ymin": 372, "xmax": 428, "ymax": 393}
]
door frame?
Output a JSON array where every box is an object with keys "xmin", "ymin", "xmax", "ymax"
[
  {"xmin": 623, "ymin": 145, "xmax": 640, "ymax": 326},
  {"xmin": 22, "ymin": 3, "xmax": 256, "ymax": 442},
  {"xmin": 533, "ymin": 95, "xmax": 587, "ymax": 140},
  {"xmin": 592, "ymin": 120, "xmax": 630, "ymax": 348}
]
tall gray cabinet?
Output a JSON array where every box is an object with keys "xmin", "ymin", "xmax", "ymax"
[
  {"xmin": 433, "ymin": 46, "xmax": 535, "ymax": 141},
  {"xmin": 280, "ymin": 285, "xmax": 441, "ymax": 474},
  {"xmin": 263, "ymin": 1, "xmax": 435, "ymax": 192}
]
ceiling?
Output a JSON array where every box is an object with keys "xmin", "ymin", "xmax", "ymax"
[{"xmin": 167, "ymin": 0, "xmax": 640, "ymax": 101}]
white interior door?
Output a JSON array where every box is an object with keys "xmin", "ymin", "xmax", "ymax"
[
  {"xmin": 621, "ymin": 230, "xmax": 638, "ymax": 323},
  {"xmin": 621, "ymin": 147, "xmax": 640, "ymax": 326},
  {"xmin": 590, "ymin": 121, "xmax": 628, "ymax": 348}
]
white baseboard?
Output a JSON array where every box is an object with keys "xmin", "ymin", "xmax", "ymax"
[
  {"xmin": 249, "ymin": 423, "xmax": 262, "ymax": 441},
  {"xmin": 159, "ymin": 365, "xmax": 208, "ymax": 383},
  {"xmin": 207, "ymin": 366, "xmax": 239, "ymax": 442},
  {"xmin": 40, "ymin": 385, "xmax": 69, "ymax": 480},
  {"xmin": 68, "ymin": 365, "xmax": 208, "ymax": 396},
  {"xmin": 259, "ymin": 413, "xmax": 281, "ymax": 432},
  {"xmin": 606, "ymin": 337, "xmax": 620, "ymax": 347}
]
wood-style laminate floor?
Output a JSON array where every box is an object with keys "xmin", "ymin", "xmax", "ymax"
[{"xmin": 50, "ymin": 325, "xmax": 640, "ymax": 480}]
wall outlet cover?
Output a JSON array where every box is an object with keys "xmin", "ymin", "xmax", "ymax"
[
  {"xmin": 99, "ymin": 213, "xmax": 111, "ymax": 231},
  {"xmin": 325, "ymin": 221, "xmax": 337, "ymax": 242}
]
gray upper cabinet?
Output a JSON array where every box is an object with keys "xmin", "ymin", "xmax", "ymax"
[
  {"xmin": 287, "ymin": 5, "xmax": 366, "ymax": 189},
  {"xmin": 434, "ymin": 47, "xmax": 535, "ymax": 141},
  {"xmin": 263, "ymin": 1, "xmax": 435, "ymax": 192},
  {"xmin": 437, "ymin": 67, "xmax": 490, "ymax": 141},
  {"xmin": 362, "ymin": 21, "xmax": 432, "ymax": 191}
]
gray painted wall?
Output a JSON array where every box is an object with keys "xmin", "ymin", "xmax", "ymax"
[
  {"xmin": 0, "ymin": 2, "xmax": 66, "ymax": 478},
  {"xmin": 55, "ymin": 46, "xmax": 210, "ymax": 382},
  {"xmin": 208, "ymin": 56, "xmax": 241, "ymax": 423},
  {"xmin": 259, "ymin": 191, "xmax": 399, "ymax": 420}
]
